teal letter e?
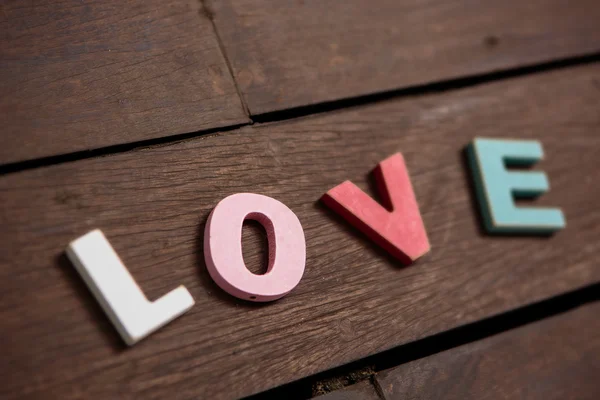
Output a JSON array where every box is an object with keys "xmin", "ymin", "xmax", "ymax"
[{"xmin": 467, "ymin": 138, "xmax": 565, "ymax": 234}]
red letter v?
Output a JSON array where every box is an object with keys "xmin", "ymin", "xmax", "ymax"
[{"xmin": 322, "ymin": 153, "xmax": 430, "ymax": 265}]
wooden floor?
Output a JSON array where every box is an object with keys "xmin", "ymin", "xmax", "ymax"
[
  {"xmin": 1, "ymin": 1, "xmax": 599, "ymax": 399},
  {"xmin": 316, "ymin": 300, "xmax": 600, "ymax": 400}
]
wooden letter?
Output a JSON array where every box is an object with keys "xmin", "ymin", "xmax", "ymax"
[
  {"xmin": 66, "ymin": 230, "xmax": 195, "ymax": 346},
  {"xmin": 204, "ymin": 193, "xmax": 306, "ymax": 302},
  {"xmin": 467, "ymin": 138, "xmax": 566, "ymax": 234},
  {"xmin": 322, "ymin": 153, "xmax": 430, "ymax": 265}
]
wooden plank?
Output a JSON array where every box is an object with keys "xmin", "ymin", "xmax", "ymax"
[
  {"xmin": 1, "ymin": 64, "xmax": 599, "ymax": 399},
  {"xmin": 314, "ymin": 380, "xmax": 380, "ymax": 400},
  {"xmin": 376, "ymin": 302, "xmax": 600, "ymax": 400},
  {"xmin": 207, "ymin": 0, "xmax": 600, "ymax": 115},
  {"xmin": 0, "ymin": 0, "xmax": 248, "ymax": 164}
]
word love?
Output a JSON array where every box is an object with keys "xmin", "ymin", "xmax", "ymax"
[{"xmin": 66, "ymin": 138, "xmax": 565, "ymax": 345}]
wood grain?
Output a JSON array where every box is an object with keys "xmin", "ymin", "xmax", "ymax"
[
  {"xmin": 314, "ymin": 380, "xmax": 380, "ymax": 400},
  {"xmin": 207, "ymin": 0, "xmax": 600, "ymax": 115},
  {"xmin": 0, "ymin": 0, "xmax": 248, "ymax": 164},
  {"xmin": 376, "ymin": 302, "xmax": 600, "ymax": 400},
  {"xmin": 1, "ymin": 64, "xmax": 599, "ymax": 399}
]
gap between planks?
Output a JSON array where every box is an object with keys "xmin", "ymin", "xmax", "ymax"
[
  {"xmin": 199, "ymin": 0, "xmax": 252, "ymax": 117},
  {"xmin": 1, "ymin": 53, "xmax": 599, "ymax": 177},
  {"xmin": 244, "ymin": 283, "xmax": 600, "ymax": 400}
]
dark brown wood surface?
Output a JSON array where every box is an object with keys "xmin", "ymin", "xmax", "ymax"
[
  {"xmin": 376, "ymin": 302, "xmax": 600, "ymax": 400},
  {"xmin": 0, "ymin": 0, "xmax": 248, "ymax": 164},
  {"xmin": 314, "ymin": 380, "xmax": 380, "ymax": 400},
  {"xmin": 1, "ymin": 64, "xmax": 599, "ymax": 399},
  {"xmin": 207, "ymin": 0, "xmax": 600, "ymax": 115}
]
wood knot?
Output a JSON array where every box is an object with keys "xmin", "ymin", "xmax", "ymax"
[{"xmin": 484, "ymin": 35, "xmax": 500, "ymax": 48}]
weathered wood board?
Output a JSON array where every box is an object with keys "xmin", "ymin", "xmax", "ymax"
[
  {"xmin": 0, "ymin": 0, "xmax": 248, "ymax": 164},
  {"xmin": 376, "ymin": 302, "xmax": 600, "ymax": 399},
  {"xmin": 208, "ymin": 0, "xmax": 600, "ymax": 114}
]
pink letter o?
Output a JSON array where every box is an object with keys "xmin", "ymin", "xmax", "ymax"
[{"xmin": 204, "ymin": 193, "xmax": 306, "ymax": 302}]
